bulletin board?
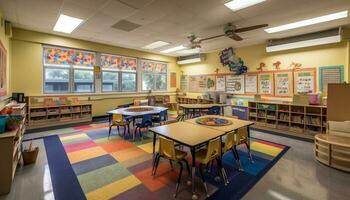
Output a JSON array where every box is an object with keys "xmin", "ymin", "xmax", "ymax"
[
  {"xmin": 170, "ymin": 72, "xmax": 176, "ymax": 88},
  {"xmin": 258, "ymin": 72, "xmax": 274, "ymax": 96},
  {"xmin": 274, "ymin": 70, "xmax": 293, "ymax": 97},
  {"xmin": 216, "ymin": 75, "xmax": 226, "ymax": 92},
  {"xmin": 245, "ymin": 73, "xmax": 258, "ymax": 95},
  {"xmin": 294, "ymin": 68, "xmax": 316, "ymax": 94},
  {"xmin": 180, "ymin": 75, "xmax": 188, "ymax": 92},
  {"xmin": 226, "ymin": 75, "xmax": 245, "ymax": 94}
]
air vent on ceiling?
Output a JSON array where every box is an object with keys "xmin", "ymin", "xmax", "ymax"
[
  {"xmin": 177, "ymin": 54, "xmax": 206, "ymax": 65},
  {"xmin": 266, "ymin": 28, "xmax": 342, "ymax": 52},
  {"xmin": 112, "ymin": 20, "xmax": 141, "ymax": 32}
]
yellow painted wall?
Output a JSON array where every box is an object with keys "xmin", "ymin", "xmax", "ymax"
[
  {"xmin": 181, "ymin": 35, "xmax": 350, "ymax": 99},
  {"xmin": 0, "ymin": 11, "xmax": 11, "ymax": 109},
  {"xmin": 10, "ymin": 28, "xmax": 181, "ymax": 116}
]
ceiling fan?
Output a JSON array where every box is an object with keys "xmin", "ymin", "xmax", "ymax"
[{"xmin": 186, "ymin": 23, "xmax": 268, "ymax": 49}]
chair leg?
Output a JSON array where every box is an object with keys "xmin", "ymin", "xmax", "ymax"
[
  {"xmin": 216, "ymin": 157, "xmax": 229, "ymax": 186},
  {"xmin": 117, "ymin": 125, "xmax": 120, "ymax": 134},
  {"xmin": 108, "ymin": 125, "xmax": 112, "ymax": 139},
  {"xmin": 174, "ymin": 161, "xmax": 183, "ymax": 198},
  {"xmin": 123, "ymin": 125, "xmax": 126, "ymax": 138},
  {"xmin": 133, "ymin": 127, "xmax": 138, "ymax": 141},
  {"xmin": 152, "ymin": 153, "xmax": 160, "ymax": 176},
  {"xmin": 244, "ymin": 142, "xmax": 254, "ymax": 163},
  {"xmin": 182, "ymin": 158, "xmax": 191, "ymax": 175},
  {"xmin": 153, "ymin": 154, "xmax": 161, "ymax": 176},
  {"xmin": 169, "ymin": 160, "xmax": 174, "ymax": 170},
  {"xmin": 233, "ymin": 146, "xmax": 244, "ymax": 171},
  {"xmin": 199, "ymin": 164, "xmax": 209, "ymax": 197}
]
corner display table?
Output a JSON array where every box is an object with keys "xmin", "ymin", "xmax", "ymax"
[{"xmin": 315, "ymin": 134, "xmax": 350, "ymax": 172}]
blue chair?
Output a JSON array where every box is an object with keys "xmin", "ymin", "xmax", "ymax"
[
  {"xmin": 134, "ymin": 114, "xmax": 153, "ymax": 140},
  {"xmin": 207, "ymin": 106, "xmax": 221, "ymax": 115},
  {"xmin": 152, "ymin": 110, "xmax": 168, "ymax": 125}
]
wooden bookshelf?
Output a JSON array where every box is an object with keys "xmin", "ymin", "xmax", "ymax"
[
  {"xmin": 177, "ymin": 97, "xmax": 213, "ymax": 104},
  {"xmin": 0, "ymin": 103, "xmax": 26, "ymax": 195},
  {"xmin": 28, "ymin": 96, "xmax": 92, "ymax": 129},
  {"xmin": 248, "ymin": 101, "xmax": 327, "ymax": 139}
]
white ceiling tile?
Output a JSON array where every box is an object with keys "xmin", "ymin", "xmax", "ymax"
[
  {"xmin": 118, "ymin": 0, "xmax": 154, "ymax": 9},
  {"xmin": 100, "ymin": 0, "xmax": 137, "ymax": 20}
]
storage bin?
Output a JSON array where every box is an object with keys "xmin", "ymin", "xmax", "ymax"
[{"xmin": 0, "ymin": 115, "xmax": 8, "ymax": 133}]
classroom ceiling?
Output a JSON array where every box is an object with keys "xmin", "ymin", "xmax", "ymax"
[{"xmin": 1, "ymin": 0, "xmax": 350, "ymax": 57}]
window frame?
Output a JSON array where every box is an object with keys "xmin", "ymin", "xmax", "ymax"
[
  {"xmin": 141, "ymin": 60, "xmax": 168, "ymax": 92},
  {"xmin": 101, "ymin": 69, "xmax": 120, "ymax": 93},
  {"xmin": 43, "ymin": 65, "xmax": 71, "ymax": 94},
  {"xmin": 72, "ymin": 66, "xmax": 95, "ymax": 93}
]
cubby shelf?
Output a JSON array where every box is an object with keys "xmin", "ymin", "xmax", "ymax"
[{"xmin": 248, "ymin": 101, "xmax": 327, "ymax": 139}]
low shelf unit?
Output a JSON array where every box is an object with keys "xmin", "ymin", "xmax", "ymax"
[{"xmin": 248, "ymin": 101, "xmax": 327, "ymax": 139}]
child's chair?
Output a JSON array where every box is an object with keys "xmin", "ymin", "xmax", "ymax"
[
  {"xmin": 134, "ymin": 114, "xmax": 153, "ymax": 140},
  {"xmin": 108, "ymin": 114, "xmax": 131, "ymax": 139},
  {"xmin": 207, "ymin": 106, "xmax": 221, "ymax": 115},
  {"xmin": 152, "ymin": 110, "xmax": 168, "ymax": 125}
]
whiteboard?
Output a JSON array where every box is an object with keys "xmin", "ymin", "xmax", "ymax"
[{"xmin": 226, "ymin": 75, "xmax": 245, "ymax": 94}]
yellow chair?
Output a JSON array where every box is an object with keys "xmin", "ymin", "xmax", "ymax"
[
  {"xmin": 108, "ymin": 114, "xmax": 131, "ymax": 139},
  {"xmin": 195, "ymin": 137, "xmax": 228, "ymax": 197},
  {"xmin": 152, "ymin": 137, "xmax": 190, "ymax": 197}
]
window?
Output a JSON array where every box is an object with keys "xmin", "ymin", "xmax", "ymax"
[
  {"xmin": 74, "ymin": 68, "xmax": 94, "ymax": 92},
  {"xmin": 44, "ymin": 67, "xmax": 70, "ymax": 93},
  {"xmin": 43, "ymin": 46, "xmax": 96, "ymax": 93},
  {"xmin": 141, "ymin": 60, "xmax": 167, "ymax": 91},
  {"xmin": 100, "ymin": 54, "xmax": 137, "ymax": 92},
  {"xmin": 102, "ymin": 71, "xmax": 119, "ymax": 92}
]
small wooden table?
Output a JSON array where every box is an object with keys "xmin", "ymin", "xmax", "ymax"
[
  {"xmin": 149, "ymin": 121, "xmax": 225, "ymax": 199},
  {"xmin": 179, "ymin": 104, "xmax": 228, "ymax": 118}
]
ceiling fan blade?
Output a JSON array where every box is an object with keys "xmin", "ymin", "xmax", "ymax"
[
  {"xmin": 199, "ymin": 34, "xmax": 226, "ymax": 42},
  {"xmin": 227, "ymin": 32, "xmax": 243, "ymax": 41},
  {"xmin": 235, "ymin": 24, "xmax": 268, "ymax": 33}
]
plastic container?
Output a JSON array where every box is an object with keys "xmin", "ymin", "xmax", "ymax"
[
  {"xmin": 309, "ymin": 93, "xmax": 321, "ymax": 105},
  {"xmin": 0, "ymin": 115, "xmax": 8, "ymax": 133}
]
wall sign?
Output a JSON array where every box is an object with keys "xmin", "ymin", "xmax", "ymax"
[
  {"xmin": 170, "ymin": 72, "xmax": 176, "ymax": 88},
  {"xmin": 245, "ymin": 73, "xmax": 257, "ymax": 94},
  {"xmin": 258, "ymin": 72, "xmax": 274, "ymax": 95},
  {"xmin": 226, "ymin": 75, "xmax": 245, "ymax": 94},
  {"xmin": 180, "ymin": 75, "xmax": 188, "ymax": 92},
  {"xmin": 216, "ymin": 75, "xmax": 226, "ymax": 92},
  {"xmin": 294, "ymin": 68, "xmax": 316, "ymax": 94},
  {"xmin": 274, "ymin": 71, "xmax": 293, "ymax": 97}
]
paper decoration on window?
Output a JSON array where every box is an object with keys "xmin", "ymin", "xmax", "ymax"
[
  {"xmin": 258, "ymin": 72, "xmax": 274, "ymax": 95},
  {"xmin": 44, "ymin": 46, "xmax": 73, "ymax": 65},
  {"xmin": 141, "ymin": 60, "xmax": 167, "ymax": 73},
  {"xmin": 100, "ymin": 54, "xmax": 137, "ymax": 71},
  {"xmin": 216, "ymin": 75, "xmax": 226, "ymax": 92},
  {"xmin": 245, "ymin": 74, "xmax": 257, "ymax": 94},
  {"xmin": 226, "ymin": 75, "xmax": 245, "ymax": 94},
  {"xmin": 73, "ymin": 50, "xmax": 96, "ymax": 67},
  {"xmin": 274, "ymin": 71, "xmax": 293, "ymax": 97},
  {"xmin": 294, "ymin": 69, "xmax": 316, "ymax": 94},
  {"xmin": 0, "ymin": 41, "xmax": 7, "ymax": 97}
]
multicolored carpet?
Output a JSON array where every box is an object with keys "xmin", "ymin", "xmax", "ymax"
[{"xmin": 43, "ymin": 122, "xmax": 289, "ymax": 200}]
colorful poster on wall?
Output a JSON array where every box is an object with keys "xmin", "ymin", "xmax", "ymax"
[
  {"xmin": 226, "ymin": 75, "xmax": 245, "ymax": 94},
  {"xmin": 141, "ymin": 60, "xmax": 167, "ymax": 73},
  {"xmin": 43, "ymin": 46, "xmax": 74, "ymax": 66},
  {"xmin": 170, "ymin": 72, "xmax": 176, "ymax": 88},
  {"xmin": 274, "ymin": 71, "xmax": 293, "ymax": 97},
  {"xmin": 0, "ymin": 41, "xmax": 7, "ymax": 97},
  {"xmin": 206, "ymin": 75, "xmax": 216, "ymax": 91},
  {"xmin": 294, "ymin": 68, "xmax": 316, "ymax": 94},
  {"xmin": 180, "ymin": 75, "xmax": 188, "ymax": 92},
  {"xmin": 216, "ymin": 75, "xmax": 226, "ymax": 92},
  {"xmin": 198, "ymin": 76, "xmax": 207, "ymax": 92},
  {"xmin": 189, "ymin": 76, "xmax": 198, "ymax": 92},
  {"xmin": 258, "ymin": 72, "xmax": 274, "ymax": 95},
  {"xmin": 245, "ymin": 73, "xmax": 257, "ymax": 94}
]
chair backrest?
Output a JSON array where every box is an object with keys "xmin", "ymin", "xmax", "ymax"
[
  {"xmin": 223, "ymin": 131, "xmax": 234, "ymax": 152},
  {"xmin": 112, "ymin": 114, "xmax": 123, "ymax": 122},
  {"xmin": 159, "ymin": 110, "xmax": 168, "ymax": 121},
  {"xmin": 142, "ymin": 114, "xmax": 153, "ymax": 126},
  {"xmin": 159, "ymin": 137, "xmax": 176, "ymax": 160},
  {"xmin": 204, "ymin": 137, "xmax": 220, "ymax": 163},
  {"xmin": 209, "ymin": 106, "xmax": 221, "ymax": 115},
  {"xmin": 234, "ymin": 127, "xmax": 248, "ymax": 145}
]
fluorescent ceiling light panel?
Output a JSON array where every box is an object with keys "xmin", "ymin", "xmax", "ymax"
[
  {"xmin": 266, "ymin": 35, "xmax": 341, "ymax": 52},
  {"xmin": 53, "ymin": 14, "xmax": 83, "ymax": 34},
  {"xmin": 142, "ymin": 41, "xmax": 169, "ymax": 49},
  {"xmin": 161, "ymin": 45, "xmax": 186, "ymax": 53},
  {"xmin": 177, "ymin": 58, "xmax": 202, "ymax": 65},
  {"xmin": 177, "ymin": 48, "xmax": 201, "ymax": 55},
  {"xmin": 224, "ymin": 0, "xmax": 266, "ymax": 11},
  {"xmin": 265, "ymin": 11, "xmax": 348, "ymax": 33}
]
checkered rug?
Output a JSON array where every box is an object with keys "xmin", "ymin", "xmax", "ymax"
[{"xmin": 43, "ymin": 122, "xmax": 289, "ymax": 200}]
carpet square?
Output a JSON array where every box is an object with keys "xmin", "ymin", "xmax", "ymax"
[
  {"xmin": 72, "ymin": 154, "xmax": 118, "ymax": 176},
  {"xmin": 251, "ymin": 141, "xmax": 283, "ymax": 157},
  {"xmin": 60, "ymin": 133, "xmax": 90, "ymax": 144},
  {"xmin": 93, "ymin": 135, "xmax": 122, "ymax": 144},
  {"xmin": 67, "ymin": 146, "xmax": 107, "ymax": 164},
  {"xmin": 64, "ymin": 140, "xmax": 97, "ymax": 153},
  {"xmin": 99, "ymin": 140, "xmax": 134, "ymax": 153},
  {"xmin": 110, "ymin": 184, "xmax": 160, "ymax": 200},
  {"xmin": 85, "ymin": 175, "xmax": 141, "ymax": 200},
  {"xmin": 111, "ymin": 146, "xmax": 148, "ymax": 162},
  {"xmin": 86, "ymin": 128, "xmax": 110, "ymax": 140},
  {"xmin": 78, "ymin": 163, "xmax": 131, "ymax": 193}
]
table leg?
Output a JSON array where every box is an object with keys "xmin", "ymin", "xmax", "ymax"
[
  {"xmin": 108, "ymin": 114, "xmax": 112, "ymax": 138},
  {"xmin": 247, "ymin": 126, "xmax": 254, "ymax": 163},
  {"xmin": 219, "ymin": 136, "xmax": 229, "ymax": 185},
  {"xmin": 190, "ymin": 147, "xmax": 198, "ymax": 200},
  {"xmin": 152, "ymin": 132, "xmax": 157, "ymax": 173}
]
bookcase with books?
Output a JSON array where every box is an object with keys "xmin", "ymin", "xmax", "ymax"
[
  {"xmin": 28, "ymin": 96, "xmax": 92, "ymax": 129},
  {"xmin": 248, "ymin": 101, "xmax": 327, "ymax": 139}
]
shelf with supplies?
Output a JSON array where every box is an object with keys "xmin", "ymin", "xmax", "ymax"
[
  {"xmin": 28, "ymin": 96, "xmax": 92, "ymax": 129},
  {"xmin": 248, "ymin": 101, "xmax": 327, "ymax": 139}
]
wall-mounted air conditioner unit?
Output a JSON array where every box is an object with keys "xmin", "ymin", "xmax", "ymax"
[
  {"xmin": 266, "ymin": 28, "xmax": 342, "ymax": 52},
  {"xmin": 177, "ymin": 54, "xmax": 206, "ymax": 65}
]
